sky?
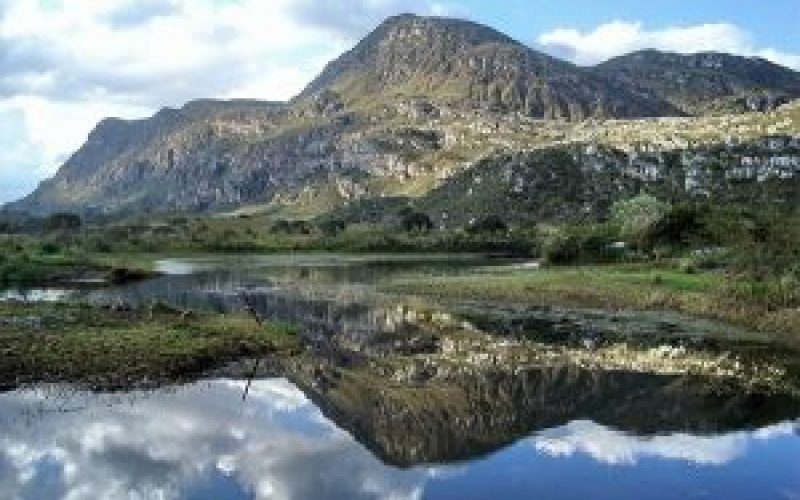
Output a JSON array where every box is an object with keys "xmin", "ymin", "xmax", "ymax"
[{"xmin": 1, "ymin": 0, "xmax": 798, "ymax": 204}]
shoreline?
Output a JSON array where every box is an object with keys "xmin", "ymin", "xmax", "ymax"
[
  {"xmin": 0, "ymin": 301, "xmax": 300, "ymax": 391},
  {"xmin": 386, "ymin": 264, "xmax": 800, "ymax": 348}
]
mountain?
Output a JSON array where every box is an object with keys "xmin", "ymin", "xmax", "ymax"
[
  {"xmin": 15, "ymin": 99, "xmax": 291, "ymax": 215},
  {"xmin": 298, "ymin": 14, "xmax": 678, "ymax": 119},
  {"xmin": 596, "ymin": 49, "xmax": 800, "ymax": 114},
  {"xmin": 9, "ymin": 14, "xmax": 800, "ymax": 216}
]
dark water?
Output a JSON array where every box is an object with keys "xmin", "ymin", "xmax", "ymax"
[{"xmin": 1, "ymin": 254, "xmax": 799, "ymax": 499}]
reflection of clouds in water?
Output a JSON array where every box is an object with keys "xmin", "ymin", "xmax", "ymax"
[
  {"xmin": 532, "ymin": 419, "xmax": 798, "ymax": 466},
  {"xmin": 0, "ymin": 379, "xmax": 432, "ymax": 500},
  {"xmin": 0, "ymin": 380, "xmax": 796, "ymax": 499},
  {"xmin": 219, "ymin": 379, "xmax": 309, "ymax": 412}
]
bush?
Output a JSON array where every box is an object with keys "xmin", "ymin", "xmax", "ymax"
[
  {"xmin": 642, "ymin": 204, "xmax": 709, "ymax": 249},
  {"xmin": 729, "ymin": 213, "xmax": 800, "ymax": 278},
  {"xmin": 401, "ymin": 212, "xmax": 434, "ymax": 233},
  {"xmin": 93, "ymin": 240, "xmax": 114, "ymax": 253},
  {"xmin": 318, "ymin": 218, "xmax": 347, "ymax": 237},
  {"xmin": 543, "ymin": 224, "xmax": 620, "ymax": 264},
  {"xmin": 43, "ymin": 213, "xmax": 82, "ymax": 232},
  {"xmin": 467, "ymin": 215, "xmax": 508, "ymax": 235},
  {"xmin": 270, "ymin": 220, "xmax": 312, "ymax": 235},
  {"xmin": 679, "ymin": 247, "xmax": 731, "ymax": 273},
  {"xmin": 40, "ymin": 242, "xmax": 61, "ymax": 255},
  {"xmin": 611, "ymin": 194, "xmax": 670, "ymax": 246}
]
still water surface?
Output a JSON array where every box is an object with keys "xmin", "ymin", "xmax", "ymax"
[
  {"xmin": 0, "ymin": 379, "xmax": 797, "ymax": 500},
  {"xmin": 1, "ymin": 254, "xmax": 798, "ymax": 499}
]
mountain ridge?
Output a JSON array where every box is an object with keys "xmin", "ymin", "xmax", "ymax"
[
  {"xmin": 297, "ymin": 13, "xmax": 680, "ymax": 119},
  {"xmin": 595, "ymin": 49, "xmax": 800, "ymax": 114},
  {"xmin": 8, "ymin": 13, "xmax": 800, "ymax": 216}
]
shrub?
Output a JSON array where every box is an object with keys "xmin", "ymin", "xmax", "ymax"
[
  {"xmin": 93, "ymin": 240, "xmax": 114, "ymax": 253},
  {"xmin": 611, "ymin": 194, "xmax": 670, "ymax": 246},
  {"xmin": 729, "ymin": 213, "xmax": 800, "ymax": 278},
  {"xmin": 40, "ymin": 242, "xmax": 61, "ymax": 255},
  {"xmin": 270, "ymin": 220, "xmax": 312, "ymax": 235},
  {"xmin": 642, "ymin": 204, "xmax": 709, "ymax": 249},
  {"xmin": 679, "ymin": 247, "xmax": 731, "ymax": 273},
  {"xmin": 401, "ymin": 212, "xmax": 434, "ymax": 233},
  {"xmin": 318, "ymin": 218, "xmax": 347, "ymax": 237},
  {"xmin": 543, "ymin": 224, "xmax": 620, "ymax": 264},
  {"xmin": 467, "ymin": 215, "xmax": 508, "ymax": 235},
  {"xmin": 43, "ymin": 213, "xmax": 82, "ymax": 232}
]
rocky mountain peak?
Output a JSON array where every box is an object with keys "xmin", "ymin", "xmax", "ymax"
[
  {"xmin": 298, "ymin": 14, "xmax": 674, "ymax": 120},
  {"xmin": 298, "ymin": 14, "xmax": 523, "ymax": 100},
  {"xmin": 8, "ymin": 14, "xmax": 800, "ymax": 216}
]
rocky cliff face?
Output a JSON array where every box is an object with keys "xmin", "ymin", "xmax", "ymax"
[
  {"xmin": 18, "ymin": 100, "xmax": 417, "ymax": 215},
  {"xmin": 10, "ymin": 14, "xmax": 800, "ymax": 216},
  {"xmin": 19, "ymin": 100, "xmax": 288, "ymax": 214},
  {"xmin": 415, "ymin": 136, "xmax": 800, "ymax": 226}
]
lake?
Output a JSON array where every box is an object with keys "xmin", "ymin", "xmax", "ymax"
[{"xmin": 1, "ymin": 254, "xmax": 798, "ymax": 499}]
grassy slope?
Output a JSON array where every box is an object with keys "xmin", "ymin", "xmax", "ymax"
[
  {"xmin": 387, "ymin": 264, "xmax": 800, "ymax": 346},
  {"xmin": 0, "ymin": 302, "xmax": 299, "ymax": 389}
]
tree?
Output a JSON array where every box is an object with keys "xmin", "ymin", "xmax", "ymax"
[
  {"xmin": 43, "ymin": 212, "xmax": 82, "ymax": 232},
  {"xmin": 318, "ymin": 218, "xmax": 346, "ymax": 237},
  {"xmin": 270, "ymin": 219, "xmax": 311, "ymax": 235},
  {"xmin": 543, "ymin": 224, "xmax": 619, "ymax": 264},
  {"xmin": 467, "ymin": 215, "xmax": 508, "ymax": 235},
  {"xmin": 402, "ymin": 211, "xmax": 434, "ymax": 233},
  {"xmin": 611, "ymin": 194, "xmax": 670, "ymax": 245},
  {"xmin": 642, "ymin": 204, "xmax": 708, "ymax": 249}
]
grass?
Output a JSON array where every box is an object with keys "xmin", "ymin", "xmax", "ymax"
[
  {"xmin": 587, "ymin": 267, "xmax": 717, "ymax": 293},
  {"xmin": 389, "ymin": 263, "xmax": 719, "ymax": 305},
  {"xmin": 88, "ymin": 252, "xmax": 161, "ymax": 273},
  {"xmin": 0, "ymin": 301, "xmax": 300, "ymax": 390},
  {"xmin": 0, "ymin": 236, "xmax": 161, "ymax": 285},
  {"xmin": 387, "ymin": 264, "xmax": 800, "ymax": 347}
]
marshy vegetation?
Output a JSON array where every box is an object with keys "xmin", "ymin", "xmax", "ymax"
[
  {"xmin": 0, "ymin": 300, "xmax": 298, "ymax": 390},
  {"xmin": 0, "ymin": 212, "xmax": 160, "ymax": 285},
  {"xmin": 2, "ymin": 192, "xmax": 799, "ymax": 373},
  {"xmin": 384, "ymin": 198, "xmax": 800, "ymax": 344}
]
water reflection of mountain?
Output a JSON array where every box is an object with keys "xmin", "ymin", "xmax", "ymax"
[
  {"xmin": 1, "ymin": 380, "xmax": 796, "ymax": 500},
  {"xmin": 56, "ymin": 259, "xmax": 800, "ymax": 470},
  {"xmin": 293, "ymin": 363, "xmax": 800, "ymax": 467},
  {"xmin": 5, "ymin": 255, "xmax": 800, "ymax": 484}
]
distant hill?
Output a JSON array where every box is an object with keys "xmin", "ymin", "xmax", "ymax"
[
  {"xmin": 9, "ymin": 14, "xmax": 800, "ymax": 217},
  {"xmin": 595, "ymin": 49, "xmax": 800, "ymax": 114}
]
